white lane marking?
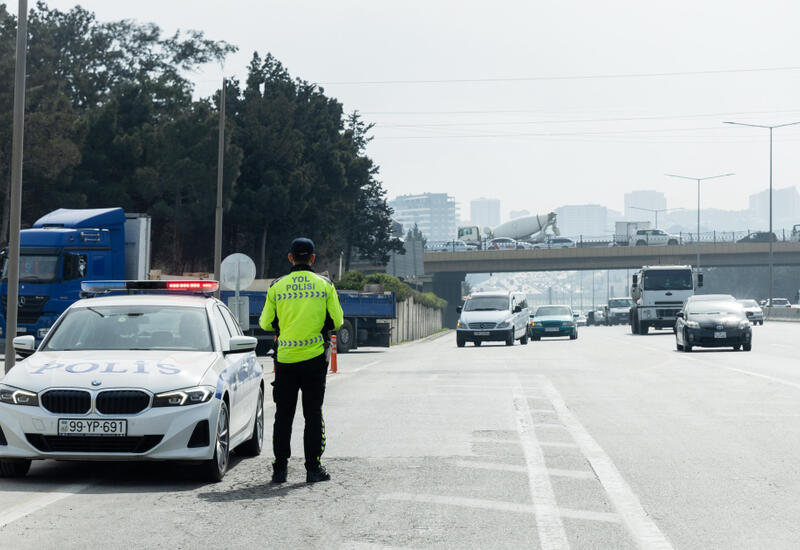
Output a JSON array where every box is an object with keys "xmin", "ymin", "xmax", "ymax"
[
  {"xmin": 535, "ymin": 423, "xmax": 568, "ymax": 429},
  {"xmin": 0, "ymin": 482, "xmax": 92, "ymax": 529},
  {"xmin": 541, "ymin": 378, "xmax": 674, "ymax": 550},
  {"xmin": 453, "ymin": 460, "xmax": 594, "ymax": 479},
  {"xmin": 472, "ymin": 437, "xmax": 519, "ymax": 444},
  {"xmin": 453, "ymin": 460, "xmax": 526, "ymax": 472},
  {"xmin": 531, "ymin": 408, "xmax": 557, "ymax": 414},
  {"xmin": 339, "ymin": 543, "xmax": 417, "ymax": 550},
  {"xmin": 539, "ymin": 441, "xmax": 579, "ymax": 449},
  {"xmin": 560, "ymin": 508, "xmax": 622, "ymax": 523},
  {"xmin": 710, "ymin": 365, "xmax": 800, "ymax": 391},
  {"xmin": 513, "ymin": 383, "xmax": 570, "ymax": 549},
  {"xmin": 379, "ymin": 493, "xmax": 620, "ymax": 524},
  {"xmin": 435, "ymin": 384, "xmax": 545, "ymax": 392}
]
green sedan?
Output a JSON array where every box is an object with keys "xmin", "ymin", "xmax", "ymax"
[{"xmin": 529, "ymin": 305, "xmax": 579, "ymax": 341}]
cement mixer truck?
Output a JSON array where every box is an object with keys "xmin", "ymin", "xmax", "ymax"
[{"xmin": 457, "ymin": 212, "xmax": 559, "ymax": 249}]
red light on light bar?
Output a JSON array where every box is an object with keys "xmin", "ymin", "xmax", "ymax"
[{"xmin": 166, "ymin": 281, "xmax": 219, "ymax": 292}]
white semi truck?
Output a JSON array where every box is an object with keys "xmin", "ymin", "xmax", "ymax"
[
  {"xmin": 457, "ymin": 212, "xmax": 559, "ymax": 249},
  {"xmin": 630, "ymin": 265, "xmax": 702, "ymax": 334}
]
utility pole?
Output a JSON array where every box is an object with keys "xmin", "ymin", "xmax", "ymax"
[
  {"xmin": 5, "ymin": 0, "xmax": 29, "ymax": 373},
  {"xmin": 213, "ymin": 78, "xmax": 226, "ymax": 299},
  {"xmin": 724, "ymin": 120, "xmax": 800, "ymax": 306}
]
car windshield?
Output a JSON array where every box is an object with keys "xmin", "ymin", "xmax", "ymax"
[
  {"xmin": 737, "ymin": 299, "xmax": 759, "ymax": 308},
  {"xmin": 687, "ymin": 302, "xmax": 746, "ymax": 317},
  {"xmin": 1, "ymin": 254, "xmax": 60, "ymax": 283},
  {"xmin": 772, "ymin": 299, "xmax": 790, "ymax": 305},
  {"xmin": 609, "ymin": 299, "xmax": 634, "ymax": 308},
  {"xmin": 643, "ymin": 269, "xmax": 693, "ymax": 290},
  {"xmin": 44, "ymin": 305, "xmax": 213, "ymax": 351},
  {"xmin": 463, "ymin": 297, "xmax": 508, "ymax": 311},
  {"xmin": 535, "ymin": 306, "xmax": 572, "ymax": 316}
]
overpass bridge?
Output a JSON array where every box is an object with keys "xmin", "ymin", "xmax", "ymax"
[{"xmin": 426, "ymin": 242, "xmax": 800, "ymax": 327}]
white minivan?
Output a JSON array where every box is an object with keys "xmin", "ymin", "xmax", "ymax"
[{"xmin": 455, "ymin": 291, "xmax": 530, "ymax": 347}]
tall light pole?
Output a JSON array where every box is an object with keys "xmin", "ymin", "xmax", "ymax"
[
  {"xmin": 664, "ymin": 173, "xmax": 734, "ymax": 273},
  {"xmin": 5, "ymin": 0, "xmax": 29, "ymax": 372},
  {"xmin": 724, "ymin": 120, "xmax": 800, "ymax": 306},
  {"xmin": 628, "ymin": 206, "xmax": 684, "ymax": 229}
]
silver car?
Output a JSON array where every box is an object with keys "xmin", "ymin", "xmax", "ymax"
[
  {"xmin": 737, "ymin": 299, "xmax": 764, "ymax": 325},
  {"xmin": 456, "ymin": 292, "xmax": 530, "ymax": 347}
]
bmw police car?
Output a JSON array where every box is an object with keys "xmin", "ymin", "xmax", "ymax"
[{"xmin": 0, "ymin": 280, "xmax": 264, "ymax": 481}]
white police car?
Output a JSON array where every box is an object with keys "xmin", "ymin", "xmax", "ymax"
[{"xmin": 0, "ymin": 280, "xmax": 264, "ymax": 481}]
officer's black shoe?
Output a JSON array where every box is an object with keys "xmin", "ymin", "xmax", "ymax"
[
  {"xmin": 306, "ymin": 466, "xmax": 331, "ymax": 483},
  {"xmin": 271, "ymin": 463, "xmax": 288, "ymax": 484}
]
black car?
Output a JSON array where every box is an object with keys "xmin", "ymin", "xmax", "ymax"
[
  {"xmin": 737, "ymin": 232, "xmax": 777, "ymax": 243},
  {"xmin": 675, "ymin": 300, "xmax": 752, "ymax": 352}
]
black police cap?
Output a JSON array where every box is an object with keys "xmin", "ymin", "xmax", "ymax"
[{"xmin": 290, "ymin": 237, "xmax": 315, "ymax": 257}]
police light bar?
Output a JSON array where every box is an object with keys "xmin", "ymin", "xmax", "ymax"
[{"xmin": 81, "ymin": 280, "xmax": 220, "ymax": 294}]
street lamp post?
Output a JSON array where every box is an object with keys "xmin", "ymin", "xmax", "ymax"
[
  {"xmin": 664, "ymin": 173, "xmax": 734, "ymax": 273},
  {"xmin": 724, "ymin": 120, "xmax": 800, "ymax": 306},
  {"xmin": 628, "ymin": 206, "xmax": 684, "ymax": 229}
]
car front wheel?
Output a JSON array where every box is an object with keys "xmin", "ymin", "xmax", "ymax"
[{"xmin": 202, "ymin": 401, "xmax": 230, "ymax": 482}]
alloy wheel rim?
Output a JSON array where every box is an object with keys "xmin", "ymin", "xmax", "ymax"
[
  {"xmin": 216, "ymin": 404, "xmax": 229, "ymax": 473},
  {"xmin": 256, "ymin": 391, "xmax": 264, "ymax": 449}
]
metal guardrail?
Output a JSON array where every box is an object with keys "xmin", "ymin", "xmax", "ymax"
[{"xmin": 425, "ymin": 230, "xmax": 800, "ymax": 252}]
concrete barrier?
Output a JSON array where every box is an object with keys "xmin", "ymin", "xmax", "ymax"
[
  {"xmin": 765, "ymin": 308, "xmax": 800, "ymax": 322},
  {"xmin": 390, "ymin": 296, "xmax": 444, "ymax": 344}
]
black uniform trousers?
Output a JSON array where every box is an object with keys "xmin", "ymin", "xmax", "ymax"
[{"xmin": 272, "ymin": 352, "xmax": 328, "ymax": 471}]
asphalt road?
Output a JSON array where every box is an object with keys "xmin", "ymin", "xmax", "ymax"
[{"xmin": 2, "ymin": 322, "xmax": 800, "ymax": 549}]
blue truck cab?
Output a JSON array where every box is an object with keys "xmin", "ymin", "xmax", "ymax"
[{"xmin": 1, "ymin": 208, "xmax": 151, "ymax": 343}]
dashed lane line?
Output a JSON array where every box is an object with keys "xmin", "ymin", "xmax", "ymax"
[
  {"xmin": 379, "ymin": 493, "xmax": 621, "ymax": 524},
  {"xmin": 541, "ymin": 377, "xmax": 675, "ymax": 550},
  {"xmin": 453, "ymin": 460, "xmax": 595, "ymax": 479},
  {"xmin": 0, "ymin": 482, "xmax": 92, "ymax": 529},
  {"xmin": 513, "ymin": 382, "xmax": 571, "ymax": 549}
]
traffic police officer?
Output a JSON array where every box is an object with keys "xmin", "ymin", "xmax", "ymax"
[{"xmin": 259, "ymin": 238, "xmax": 343, "ymax": 483}]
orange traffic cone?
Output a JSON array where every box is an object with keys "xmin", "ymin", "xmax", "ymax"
[{"xmin": 330, "ymin": 333, "xmax": 338, "ymax": 374}]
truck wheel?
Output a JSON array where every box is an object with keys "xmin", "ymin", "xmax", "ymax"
[
  {"xmin": 631, "ymin": 311, "xmax": 639, "ymax": 334},
  {"xmin": 457, "ymin": 335, "xmax": 465, "ymax": 348},
  {"xmin": 337, "ymin": 320, "xmax": 354, "ymax": 354},
  {"xmin": 639, "ymin": 321, "xmax": 649, "ymax": 334},
  {"xmin": 743, "ymin": 343, "xmax": 752, "ymax": 351}
]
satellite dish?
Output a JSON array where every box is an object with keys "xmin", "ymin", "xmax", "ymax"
[{"xmin": 220, "ymin": 253, "xmax": 256, "ymax": 291}]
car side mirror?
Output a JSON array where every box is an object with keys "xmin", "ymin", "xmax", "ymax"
[
  {"xmin": 573, "ymin": 313, "xmax": 579, "ymax": 319},
  {"xmin": 513, "ymin": 305, "xmax": 522, "ymax": 313},
  {"xmin": 697, "ymin": 274, "xmax": 704, "ymax": 288},
  {"xmin": 456, "ymin": 306, "xmax": 462, "ymax": 314},
  {"xmin": 224, "ymin": 335, "xmax": 257, "ymax": 355},
  {"xmin": 676, "ymin": 311, "xmax": 684, "ymax": 318},
  {"xmin": 631, "ymin": 274, "xmax": 638, "ymax": 288},
  {"xmin": 13, "ymin": 335, "xmax": 36, "ymax": 358}
]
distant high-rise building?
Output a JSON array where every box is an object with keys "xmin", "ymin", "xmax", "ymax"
[
  {"xmin": 509, "ymin": 209, "xmax": 530, "ymax": 220},
  {"xmin": 389, "ymin": 193, "xmax": 458, "ymax": 242},
  {"xmin": 554, "ymin": 205, "xmax": 608, "ymax": 238},
  {"xmin": 748, "ymin": 186, "xmax": 800, "ymax": 227},
  {"xmin": 624, "ymin": 190, "xmax": 666, "ymax": 219},
  {"xmin": 470, "ymin": 198, "xmax": 501, "ymax": 229}
]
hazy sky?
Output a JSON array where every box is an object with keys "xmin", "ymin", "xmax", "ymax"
[{"xmin": 21, "ymin": 1, "xmax": 800, "ymax": 221}]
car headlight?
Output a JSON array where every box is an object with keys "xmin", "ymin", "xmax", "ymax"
[
  {"xmin": 562, "ymin": 321, "xmax": 574, "ymax": 327},
  {"xmin": 456, "ymin": 320, "xmax": 464, "ymax": 328},
  {"xmin": 684, "ymin": 320, "xmax": 700, "ymax": 329},
  {"xmin": 497, "ymin": 320, "xmax": 510, "ymax": 328},
  {"xmin": 0, "ymin": 384, "xmax": 39, "ymax": 406},
  {"xmin": 153, "ymin": 386, "xmax": 214, "ymax": 407}
]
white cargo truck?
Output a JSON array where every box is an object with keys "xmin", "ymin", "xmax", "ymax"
[
  {"xmin": 630, "ymin": 265, "xmax": 701, "ymax": 334},
  {"xmin": 614, "ymin": 221, "xmax": 650, "ymax": 246}
]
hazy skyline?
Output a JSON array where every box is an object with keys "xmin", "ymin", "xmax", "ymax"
[{"xmin": 24, "ymin": 1, "xmax": 800, "ymax": 220}]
